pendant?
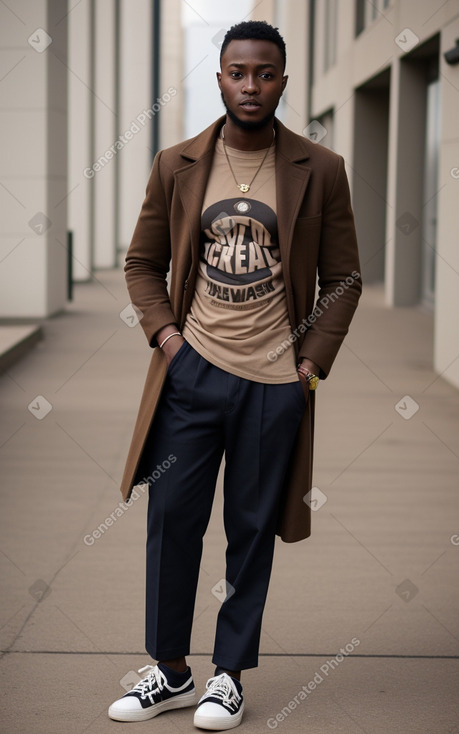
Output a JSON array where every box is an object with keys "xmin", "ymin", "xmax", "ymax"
[
  {"xmin": 234, "ymin": 200, "xmax": 251, "ymax": 213},
  {"xmin": 238, "ymin": 183, "xmax": 250, "ymax": 193}
]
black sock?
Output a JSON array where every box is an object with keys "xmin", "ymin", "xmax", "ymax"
[{"xmin": 158, "ymin": 662, "xmax": 190, "ymax": 685}]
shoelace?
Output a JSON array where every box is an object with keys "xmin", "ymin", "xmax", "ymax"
[
  {"xmin": 201, "ymin": 673, "xmax": 241, "ymax": 711},
  {"xmin": 130, "ymin": 664, "xmax": 167, "ymax": 704}
]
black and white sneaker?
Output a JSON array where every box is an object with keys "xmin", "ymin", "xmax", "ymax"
[
  {"xmin": 108, "ymin": 663, "xmax": 197, "ymax": 722},
  {"xmin": 193, "ymin": 673, "xmax": 244, "ymax": 730}
]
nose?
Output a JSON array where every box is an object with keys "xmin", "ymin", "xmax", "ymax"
[{"xmin": 242, "ymin": 74, "xmax": 259, "ymax": 94}]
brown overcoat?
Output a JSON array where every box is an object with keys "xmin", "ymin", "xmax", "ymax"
[{"xmin": 120, "ymin": 115, "xmax": 361, "ymax": 543}]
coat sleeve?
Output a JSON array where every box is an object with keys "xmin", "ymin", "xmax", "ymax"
[
  {"xmin": 298, "ymin": 155, "xmax": 362, "ymax": 377},
  {"xmin": 124, "ymin": 151, "xmax": 178, "ymax": 347}
]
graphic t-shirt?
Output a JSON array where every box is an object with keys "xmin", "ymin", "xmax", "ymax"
[{"xmin": 182, "ymin": 138, "xmax": 298, "ymax": 384}]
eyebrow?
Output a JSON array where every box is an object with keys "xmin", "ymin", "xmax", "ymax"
[{"xmin": 227, "ymin": 62, "xmax": 277, "ymax": 69}]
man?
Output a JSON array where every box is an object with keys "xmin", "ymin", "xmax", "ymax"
[{"xmin": 109, "ymin": 20, "xmax": 361, "ymax": 731}]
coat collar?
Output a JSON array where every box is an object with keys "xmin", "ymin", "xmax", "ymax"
[{"xmin": 178, "ymin": 115, "xmax": 311, "ymax": 165}]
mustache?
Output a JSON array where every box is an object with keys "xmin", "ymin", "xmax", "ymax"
[{"xmin": 220, "ymin": 92, "xmax": 276, "ymax": 131}]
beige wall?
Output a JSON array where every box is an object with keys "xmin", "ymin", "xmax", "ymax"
[
  {"xmin": 0, "ymin": 0, "xmax": 184, "ymax": 317},
  {"xmin": 434, "ymin": 13, "xmax": 459, "ymax": 388},
  {"xmin": 160, "ymin": 0, "xmax": 184, "ymax": 149},
  {"xmin": 117, "ymin": 0, "xmax": 153, "ymax": 256},
  {"xmin": 250, "ymin": 0, "xmax": 459, "ymax": 390},
  {"xmin": 251, "ymin": 0, "xmax": 309, "ymax": 135},
  {"xmin": 68, "ymin": 0, "xmax": 92, "ymax": 281},
  {"xmin": 0, "ymin": 0, "xmax": 68, "ymax": 318}
]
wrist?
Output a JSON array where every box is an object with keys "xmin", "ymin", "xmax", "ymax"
[
  {"xmin": 297, "ymin": 359, "xmax": 320, "ymax": 391},
  {"xmin": 159, "ymin": 333, "xmax": 182, "ymax": 350},
  {"xmin": 298, "ymin": 358, "xmax": 319, "ymax": 375},
  {"xmin": 160, "ymin": 332, "xmax": 185, "ymax": 366},
  {"xmin": 156, "ymin": 324, "xmax": 180, "ymax": 348}
]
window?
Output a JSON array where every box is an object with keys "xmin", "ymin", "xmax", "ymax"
[
  {"xmin": 356, "ymin": 0, "xmax": 365, "ymax": 36},
  {"xmin": 356, "ymin": 0, "xmax": 391, "ymax": 36},
  {"xmin": 324, "ymin": 0, "xmax": 338, "ymax": 72}
]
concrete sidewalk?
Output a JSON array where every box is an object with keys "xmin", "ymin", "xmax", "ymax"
[{"xmin": 0, "ymin": 269, "xmax": 458, "ymax": 734}]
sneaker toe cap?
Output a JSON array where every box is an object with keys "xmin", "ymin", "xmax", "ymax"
[
  {"xmin": 109, "ymin": 695, "xmax": 142, "ymax": 715},
  {"xmin": 196, "ymin": 701, "xmax": 233, "ymax": 719}
]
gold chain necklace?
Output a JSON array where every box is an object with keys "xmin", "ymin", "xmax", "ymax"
[{"xmin": 221, "ymin": 124, "xmax": 275, "ymax": 194}]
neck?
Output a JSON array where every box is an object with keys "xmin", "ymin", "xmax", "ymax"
[{"xmin": 222, "ymin": 116, "xmax": 275, "ymax": 151}]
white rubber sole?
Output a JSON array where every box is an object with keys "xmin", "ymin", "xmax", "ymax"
[
  {"xmin": 193, "ymin": 701, "xmax": 244, "ymax": 730},
  {"xmin": 108, "ymin": 688, "xmax": 198, "ymax": 722}
]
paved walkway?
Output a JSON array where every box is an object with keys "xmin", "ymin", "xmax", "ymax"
[{"xmin": 0, "ymin": 270, "xmax": 458, "ymax": 734}]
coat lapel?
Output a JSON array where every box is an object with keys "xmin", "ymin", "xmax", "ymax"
[
  {"xmin": 174, "ymin": 117, "xmax": 225, "ymax": 271},
  {"xmin": 274, "ymin": 120, "xmax": 311, "ymax": 279}
]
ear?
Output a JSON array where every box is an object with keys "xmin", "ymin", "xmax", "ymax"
[
  {"xmin": 281, "ymin": 75, "xmax": 288, "ymax": 94},
  {"xmin": 216, "ymin": 71, "xmax": 222, "ymax": 90}
]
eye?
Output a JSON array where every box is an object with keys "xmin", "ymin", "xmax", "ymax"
[
  {"xmin": 260, "ymin": 73, "xmax": 274, "ymax": 80},
  {"xmin": 230, "ymin": 71, "xmax": 243, "ymax": 79}
]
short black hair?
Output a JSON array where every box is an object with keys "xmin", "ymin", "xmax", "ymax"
[{"xmin": 220, "ymin": 20, "xmax": 286, "ymax": 71}]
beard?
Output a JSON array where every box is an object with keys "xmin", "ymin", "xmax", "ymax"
[{"xmin": 220, "ymin": 92, "xmax": 276, "ymax": 131}]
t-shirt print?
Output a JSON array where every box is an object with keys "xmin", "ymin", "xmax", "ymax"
[
  {"xmin": 200, "ymin": 198, "xmax": 283, "ymax": 311},
  {"xmin": 182, "ymin": 137, "xmax": 298, "ymax": 383}
]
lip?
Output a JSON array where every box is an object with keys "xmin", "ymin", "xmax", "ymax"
[{"xmin": 239, "ymin": 100, "xmax": 261, "ymax": 109}]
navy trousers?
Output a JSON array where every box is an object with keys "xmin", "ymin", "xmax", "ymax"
[{"xmin": 142, "ymin": 341, "xmax": 305, "ymax": 671}]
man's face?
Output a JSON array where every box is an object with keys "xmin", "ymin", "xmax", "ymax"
[{"xmin": 217, "ymin": 39, "xmax": 288, "ymax": 131}]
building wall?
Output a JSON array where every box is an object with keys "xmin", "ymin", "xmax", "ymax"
[
  {"xmin": 69, "ymin": 0, "xmax": 183, "ymax": 270},
  {"xmin": 117, "ymin": 0, "xmax": 154, "ymax": 257},
  {"xmin": 0, "ymin": 0, "xmax": 183, "ymax": 322},
  {"xmin": 251, "ymin": 0, "xmax": 309, "ymax": 134},
  {"xmin": 434, "ymin": 13, "xmax": 459, "ymax": 388},
  {"xmin": 68, "ymin": 0, "xmax": 92, "ymax": 281},
  {"xmin": 159, "ymin": 0, "xmax": 184, "ymax": 149},
  {"xmin": 0, "ymin": 0, "xmax": 68, "ymax": 318},
  {"xmin": 250, "ymin": 0, "xmax": 459, "ymax": 390}
]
